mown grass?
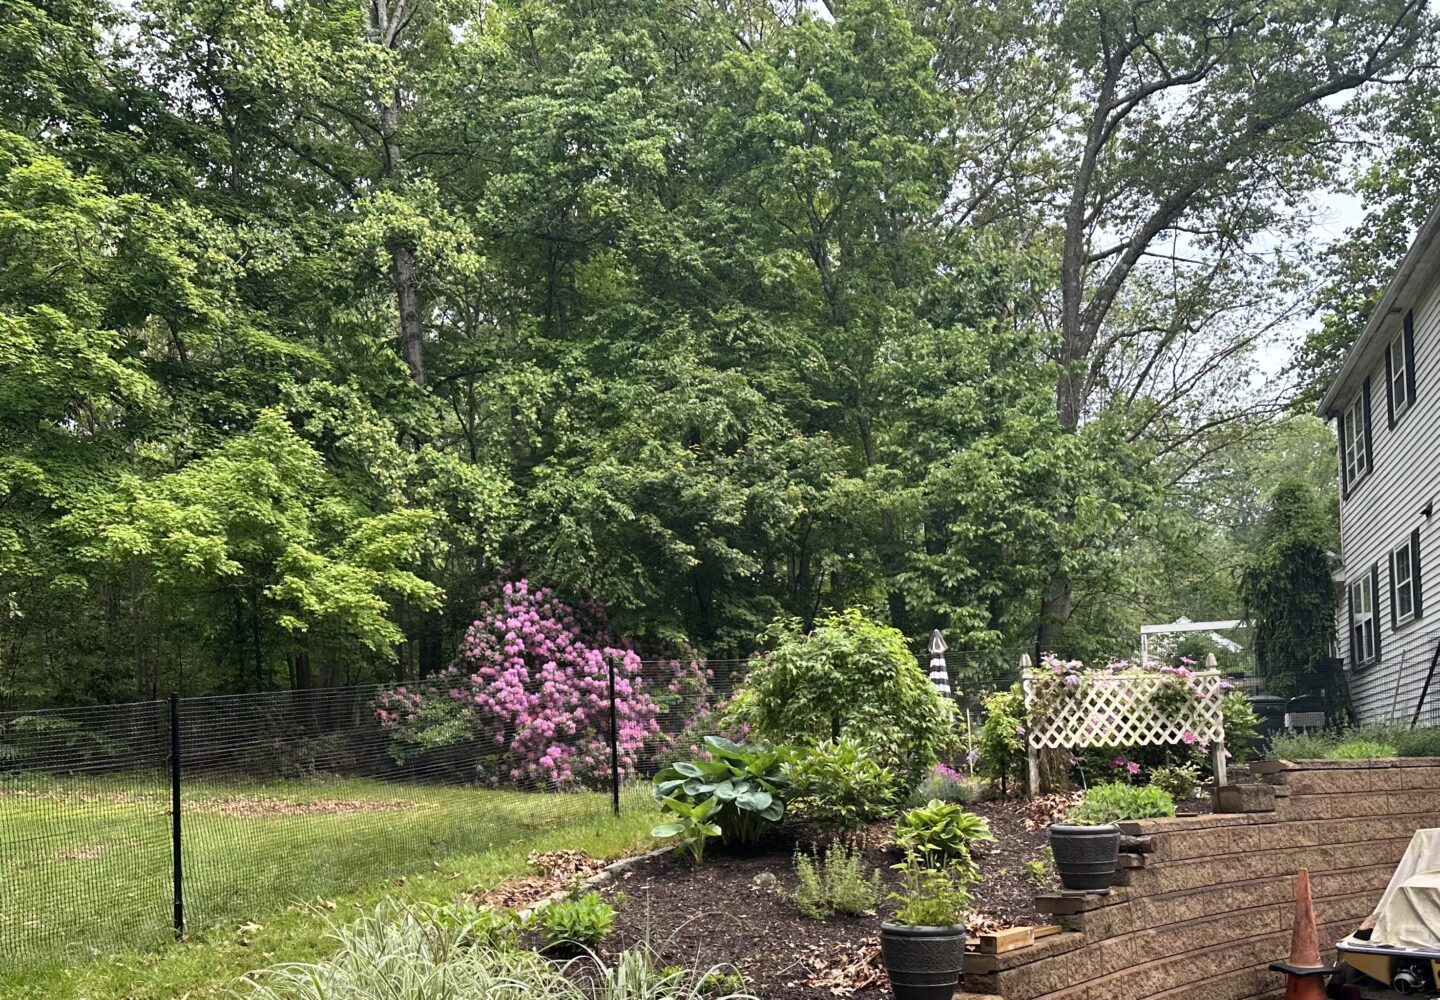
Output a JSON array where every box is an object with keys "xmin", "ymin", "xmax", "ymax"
[{"xmin": 0, "ymin": 773, "xmax": 658, "ymax": 999}]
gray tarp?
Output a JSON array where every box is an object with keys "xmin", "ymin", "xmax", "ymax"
[{"xmin": 1349, "ymin": 829, "xmax": 1440, "ymax": 950}]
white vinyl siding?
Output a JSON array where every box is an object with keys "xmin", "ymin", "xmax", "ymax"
[{"xmin": 1338, "ymin": 272, "xmax": 1440, "ymax": 722}]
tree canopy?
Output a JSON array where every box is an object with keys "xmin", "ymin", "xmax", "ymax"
[{"xmin": 2, "ymin": 0, "xmax": 1433, "ymax": 705}]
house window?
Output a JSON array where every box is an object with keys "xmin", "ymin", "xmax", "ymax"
[
  {"xmin": 1351, "ymin": 573, "xmax": 1376, "ymax": 665},
  {"xmin": 1390, "ymin": 334, "xmax": 1412, "ymax": 417},
  {"xmin": 1391, "ymin": 530, "xmax": 1424, "ymax": 628},
  {"xmin": 1343, "ymin": 390, "xmax": 1370, "ymax": 487}
]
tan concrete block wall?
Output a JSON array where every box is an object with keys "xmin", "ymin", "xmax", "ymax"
[{"xmin": 968, "ymin": 759, "xmax": 1440, "ymax": 1000}]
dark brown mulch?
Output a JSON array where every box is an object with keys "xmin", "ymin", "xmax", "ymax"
[{"xmin": 594, "ymin": 800, "xmax": 1053, "ymax": 1000}]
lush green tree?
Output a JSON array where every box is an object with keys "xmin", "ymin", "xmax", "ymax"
[
  {"xmin": 725, "ymin": 608, "xmax": 952, "ymax": 790},
  {"xmin": 1240, "ymin": 480, "xmax": 1348, "ymax": 722}
]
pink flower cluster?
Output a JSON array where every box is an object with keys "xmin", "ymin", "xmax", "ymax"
[{"xmin": 376, "ymin": 579, "xmax": 714, "ymax": 789}]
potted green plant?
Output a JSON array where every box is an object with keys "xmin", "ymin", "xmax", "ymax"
[
  {"xmin": 1049, "ymin": 781, "xmax": 1175, "ymax": 892},
  {"xmin": 879, "ymin": 845, "xmax": 976, "ymax": 1000}
]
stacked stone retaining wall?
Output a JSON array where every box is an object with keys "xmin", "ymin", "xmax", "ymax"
[{"xmin": 960, "ymin": 758, "xmax": 1440, "ymax": 1000}]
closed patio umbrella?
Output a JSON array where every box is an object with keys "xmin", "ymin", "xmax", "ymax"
[{"xmin": 928, "ymin": 629, "xmax": 951, "ymax": 697}]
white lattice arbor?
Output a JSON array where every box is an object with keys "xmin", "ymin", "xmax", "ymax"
[{"xmin": 1021, "ymin": 667, "xmax": 1228, "ymax": 792}]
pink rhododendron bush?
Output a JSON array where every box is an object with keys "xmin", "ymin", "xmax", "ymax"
[{"xmin": 375, "ymin": 579, "xmax": 717, "ymax": 788}]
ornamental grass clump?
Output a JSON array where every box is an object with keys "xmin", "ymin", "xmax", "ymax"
[{"xmin": 236, "ymin": 901, "xmax": 754, "ymax": 1000}]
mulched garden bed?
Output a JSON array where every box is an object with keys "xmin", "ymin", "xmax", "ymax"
[{"xmin": 592, "ymin": 799, "xmax": 1057, "ymax": 999}]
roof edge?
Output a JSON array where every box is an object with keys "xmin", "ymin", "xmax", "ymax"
[{"xmin": 1318, "ymin": 200, "xmax": 1440, "ymax": 418}]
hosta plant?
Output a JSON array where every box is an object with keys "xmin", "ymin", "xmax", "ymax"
[
  {"xmin": 1068, "ymin": 781, "xmax": 1175, "ymax": 825},
  {"xmin": 653, "ymin": 736, "xmax": 790, "ymax": 847},
  {"xmin": 894, "ymin": 799, "xmax": 994, "ymax": 862},
  {"xmin": 652, "ymin": 795, "xmax": 722, "ymax": 864}
]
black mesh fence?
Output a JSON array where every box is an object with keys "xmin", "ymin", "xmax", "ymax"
[{"xmin": 0, "ymin": 659, "xmax": 741, "ymax": 969}]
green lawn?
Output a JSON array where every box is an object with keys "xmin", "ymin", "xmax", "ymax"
[{"xmin": 0, "ymin": 773, "xmax": 658, "ymax": 998}]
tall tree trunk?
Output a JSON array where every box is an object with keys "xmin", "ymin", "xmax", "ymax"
[{"xmin": 372, "ymin": 0, "xmax": 425, "ymax": 386}]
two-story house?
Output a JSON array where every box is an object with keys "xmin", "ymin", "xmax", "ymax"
[{"xmin": 1320, "ymin": 202, "xmax": 1440, "ymax": 722}]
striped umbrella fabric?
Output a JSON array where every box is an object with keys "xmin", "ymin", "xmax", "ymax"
[{"xmin": 928, "ymin": 629, "xmax": 951, "ymax": 697}]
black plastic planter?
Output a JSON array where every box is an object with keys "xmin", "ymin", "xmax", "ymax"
[
  {"xmin": 879, "ymin": 921, "xmax": 966, "ymax": 1000},
  {"xmin": 1049, "ymin": 823, "xmax": 1119, "ymax": 892}
]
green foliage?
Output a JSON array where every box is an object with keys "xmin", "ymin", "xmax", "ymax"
[
  {"xmin": 894, "ymin": 800, "xmax": 995, "ymax": 862},
  {"xmin": 785, "ymin": 737, "xmax": 900, "ymax": 831},
  {"xmin": 540, "ymin": 892, "xmax": 616, "ymax": 952},
  {"xmin": 653, "ymin": 737, "xmax": 789, "ymax": 847},
  {"xmin": 1240, "ymin": 482, "xmax": 1349, "ymax": 723},
  {"xmin": 1267, "ymin": 731, "xmax": 1341, "ymax": 760},
  {"xmin": 651, "ymin": 795, "xmax": 722, "ymax": 865},
  {"xmin": 1376, "ymin": 726, "xmax": 1440, "ymax": 758},
  {"xmin": 726, "ymin": 611, "xmax": 951, "ymax": 791},
  {"xmin": 237, "ymin": 901, "xmax": 747, "ymax": 1000},
  {"xmin": 792, "ymin": 844, "xmax": 883, "ymax": 920},
  {"xmin": 1068, "ymin": 782, "xmax": 1176, "ymax": 826},
  {"xmin": 1270, "ymin": 726, "xmax": 1440, "ymax": 761},
  {"xmin": 1330, "ymin": 739, "xmax": 1397, "ymax": 760},
  {"xmin": 1147, "ymin": 762, "xmax": 1202, "ymax": 802},
  {"xmin": 906, "ymin": 767, "xmax": 983, "ymax": 807},
  {"xmin": 1221, "ymin": 692, "xmax": 1262, "ymax": 763},
  {"xmin": 977, "ymin": 686, "xmax": 1028, "ymax": 795},
  {"xmin": 887, "ymin": 848, "xmax": 976, "ymax": 928},
  {"xmin": 1023, "ymin": 852, "xmax": 1053, "ymax": 889},
  {"xmin": 695, "ymin": 970, "xmax": 748, "ymax": 998}
]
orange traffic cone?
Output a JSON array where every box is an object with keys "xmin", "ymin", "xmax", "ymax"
[{"xmin": 1268, "ymin": 870, "xmax": 1335, "ymax": 1000}]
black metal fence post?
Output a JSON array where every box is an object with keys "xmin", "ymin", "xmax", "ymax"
[
  {"xmin": 607, "ymin": 657, "xmax": 620, "ymax": 816},
  {"xmin": 168, "ymin": 693, "xmax": 184, "ymax": 938}
]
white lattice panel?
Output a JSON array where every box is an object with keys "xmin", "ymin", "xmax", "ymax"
[{"xmin": 1021, "ymin": 669, "xmax": 1226, "ymax": 750}]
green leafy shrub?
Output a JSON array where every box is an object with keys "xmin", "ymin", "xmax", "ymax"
[
  {"xmin": 1378, "ymin": 726, "xmax": 1440, "ymax": 758},
  {"xmin": 541, "ymin": 892, "xmax": 616, "ymax": 952},
  {"xmin": 1147, "ymin": 762, "xmax": 1202, "ymax": 801},
  {"xmin": 1268, "ymin": 731, "xmax": 1339, "ymax": 760},
  {"xmin": 1329, "ymin": 739, "xmax": 1397, "ymax": 760},
  {"xmin": 977, "ymin": 685, "xmax": 1028, "ymax": 795},
  {"xmin": 724, "ymin": 609, "xmax": 951, "ymax": 792},
  {"xmin": 792, "ymin": 844, "xmax": 883, "ymax": 920},
  {"xmin": 894, "ymin": 799, "xmax": 994, "ymax": 861},
  {"xmin": 1068, "ymin": 782, "xmax": 1175, "ymax": 825},
  {"xmin": 422, "ymin": 902, "xmax": 524, "ymax": 950},
  {"xmin": 653, "ymin": 736, "xmax": 789, "ymax": 848},
  {"xmin": 1220, "ymin": 692, "xmax": 1262, "ymax": 762},
  {"xmin": 786, "ymin": 737, "xmax": 900, "ymax": 830}
]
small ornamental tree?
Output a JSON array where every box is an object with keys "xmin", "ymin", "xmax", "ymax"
[
  {"xmin": 725, "ymin": 609, "xmax": 951, "ymax": 791},
  {"xmin": 376, "ymin": 579, "xmax": 714, "ymax": 788},
  {"xmin": 1240, "ymin": 480, "xmax": 1351, "ymax": 725}
]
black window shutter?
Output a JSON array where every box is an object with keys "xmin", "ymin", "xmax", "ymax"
[
  {"xmin": 1348, "ymin": 584, "xmax": 1357, "ymax": 667},
  {"xmin": 1415, "ymin": 528, "xmax": 1425, "ymax": 620},
  {"xmin": 1363, "ymin": 378, "xmax": 1375, "ymax": 475},
  {"xmin": 1387, "ymin": 343, "xmax": 1397, "ymax": 427},
  {"xmin": 1338, "ymin": 411, "xmax": 1349, "ymax": 499},
  {"xmin": 1373, "ymin": 563, "xmax": 1382, "ymax": 661},
  {"xmin": 1391, "ymin": 550, "xmax": 1399, "ymax": 629},
  {"xmin": 1406, "ymin": 310, "xmax": 1418, "ymax": 401}
]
